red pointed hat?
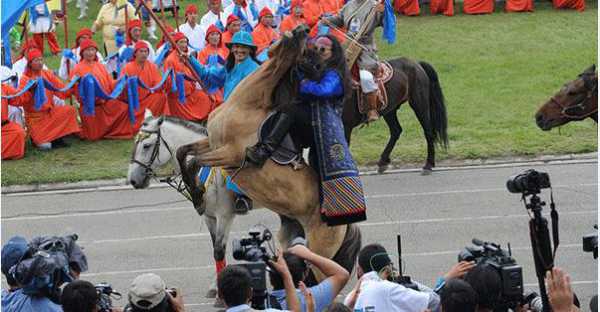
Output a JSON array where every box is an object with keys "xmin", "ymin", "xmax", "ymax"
[
  {"xmin": 134, "ymin": 41, "xmax": 149, "ymax": 54},
  {"xmin": 128, "ymin": 19, "xmax": 142, "ymax": 30},
  {"xmin": 75, "ymin": 28, "xmax": 93, "ymax": 47},
  {"xmin": 26, "ymin": 48, "xmax": 42, "ymax": 62},
  {"xmin": 172, "ymin": 32, "xmax": 188, "ymax": 43},
  {"xmin": 227, "ymin": 14, "xmax": 240, "ymax": 26},
  {"xmin": 185, "ymin": 4, "xmax": 198, "ymax": 15},
  {"xmin": 79, "ymin": 39, "xmax": 99, "ymax": 58},
  {"xmin": 259, "ymin": 7, "xmax": 273, "ymax": 19}
]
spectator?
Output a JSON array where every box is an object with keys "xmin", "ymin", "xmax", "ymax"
[
  {"xmin": 218, "ymin": 251, "xmax": 301, "ymax": 311},
  {"xmin": 545, "ymin": 267, "xmax": 582, "ymax": 312},
  {"xmin": 344, "ymin": 243, "xmax": 440, "ymax": 312},
  {"xmin": 268, "ymin": 244, "xmax": 350, "ymax": 311},
  {"xmin": 200, "ymin": 0, "xmax": 227, "ymax": 34},
  {"xmin": 28, "ymin": 1, "xmax": 61, "ymax": 55},
  {"xmin": 91, "ymin": 0, "xmax": 138, "ymax": 54},
  {"xmin": 1, "ymin": 236, "xmax": 64, "ymax": 312},
  {"xmin": 124, "ymin": 273, "xmax": 185, "ymax": 312},
  {"xmin": 178, "ymin": 5, "xmax": 206, "ymax": 51},
  {"xmin": 463, "ymin": 264, "xmax": 502, "ymax": 312},
  {"xmin": 439, "ymin": 279, "xmax": 477, "ymax": 312},
  {"xmin": 60, "ymin": 280, "xmax": 99, "ymax": 312}
]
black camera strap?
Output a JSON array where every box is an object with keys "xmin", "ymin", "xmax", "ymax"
[{"xmin": 550, "ymin": 189, "xmax": 559, "ymax": 260}]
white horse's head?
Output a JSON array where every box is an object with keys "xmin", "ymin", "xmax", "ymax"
[{"xmin": 128, "ymin": 110, "xmax": 172, "ymax": 189}]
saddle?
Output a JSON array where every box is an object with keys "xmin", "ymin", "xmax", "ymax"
[
  {"xmin": 258, "ymin": 112, "xmax": 305, "ymax": 169},
  {"xmin": 352, "ymin": 61, "xmax": 394, "ymax": 115}
]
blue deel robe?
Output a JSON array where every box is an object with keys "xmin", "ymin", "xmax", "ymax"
[{"xmin": 191, "ymin": 56, "xmax": 260, "ymax": 101}]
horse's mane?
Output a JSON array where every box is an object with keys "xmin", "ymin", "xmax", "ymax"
[{"xmin": 161, "ymin": 116, "xmax": 208, "ymax": 136}]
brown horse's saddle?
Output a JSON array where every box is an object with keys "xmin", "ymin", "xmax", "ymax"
[
  {"xmin": 352, "ymin": 61, "xmax": 394, "ymax": 115},
  {"xmin": 258, "ymin": 112, "xmax": 305, "ymax": 169}
]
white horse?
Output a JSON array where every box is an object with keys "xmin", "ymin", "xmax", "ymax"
[
  {"xmin": 127, "ymin": 112, "xmax": 236, "ymax": 298},
  {"xmin": 127, "ymin": 112, "xmax": 307, "ymax": 298}
]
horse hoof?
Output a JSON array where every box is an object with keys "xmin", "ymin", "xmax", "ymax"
[
  {"xmin": 377, "ymin": 164, "xmax": 388, "ymax": 174},
  {"xmin": 421, "ymin": 168, "xmax": 432, "ymax": 176},
  {"xmin": 206, "ymin": 288, "xmax": 217, "ymax": 298}
]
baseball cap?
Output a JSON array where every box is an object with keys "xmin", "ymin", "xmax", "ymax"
[
  {"xmin": 1, "ymin": 236, "xmax": 29, "ymax": 276},
  {"xmin": 128, "ymin": 273, "xmax": 167, "ymax": 309}
]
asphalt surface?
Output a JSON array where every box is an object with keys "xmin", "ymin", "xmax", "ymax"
[{"xmin": 2, "ymin": 161, "xmax": 598, "ymax": 311}]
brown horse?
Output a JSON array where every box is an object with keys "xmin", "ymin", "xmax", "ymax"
[
  {"xmin": 176, "ymin": 26, "xmax": 361, "ymax": 279},
  {"xmin": 535, "ymin": 65, "xmax": 598, "ymax": 130},
  {"xmin": 343, "ymin": 59, "xmax": 449, "ymax": 174}
]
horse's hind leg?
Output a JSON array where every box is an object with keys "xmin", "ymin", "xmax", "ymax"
[
  {"xmin": 277, "ymin": 214, "xmax": 305, "ymax": 248},
  {"xmin": 377, "ymin": 111, "xmax": 403, "ymax": 174}
]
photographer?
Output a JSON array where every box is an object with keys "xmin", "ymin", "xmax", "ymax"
[
  {"xmin": 1, "ymin": 236, "xmax": 64, "ymax": 312},
  {"xmin": 463, "ymin": 264, "xmax": 502, "ymax": 312},
  {"xmin": 268, "ymin": 244, "xmax": 350, "ymax": 311},
  {"xmin": 123, "ymin": 273, "xmax": 185, "ymax": 312},
  {"xmin": 343, "ymin": 243, "xmax": 440, "ymax": 312},
  {"xmin": 218, "ymin": 250, "xmax": 301, "ymax": 311},
  {"xmin": 439, "ymin": 279, "xmax": 478, "ymax": 312}
]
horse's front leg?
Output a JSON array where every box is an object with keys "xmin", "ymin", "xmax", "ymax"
[
  {"xmin": 203, "ymin": 214, "xmax": 220, "ymax": 298},
  {"xmin": 303, "ymin": 214, "xmax": 347, "ymax": 282}
]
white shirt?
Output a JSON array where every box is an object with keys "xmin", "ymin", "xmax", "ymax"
[
  {"xmin": 344, "ymin": 272, "xmax": 430, "ymax": 312},
  {"xmin": 28, "ymin": 4, "xmax": 53, "ymax": 34},
  {"xmin": 58, "ymin": 47, "xmax": 105, "ymax": 80},
  {"xmin": 200, "ymin": 10, "xmax": 227, "ymax": 34},
  {"xmin": 178, "ymin": 22, "xmax": 206, "ymax": 51},
  {"xmin": 223, "ymin": 3, "xmax": 258, "ymax": 28}
]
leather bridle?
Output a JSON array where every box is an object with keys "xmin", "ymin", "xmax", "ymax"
[{"xmin": 549, "ymin": 74, "xmax": 598, "ymax": 120}]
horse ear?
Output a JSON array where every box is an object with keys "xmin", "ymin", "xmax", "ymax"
[
  {"xmin": 157, "ymin": 116, "xmax": 164, "ymax": 126},
  {"xmin": 585, "ymin": 64, "xmax": 596, "ymax": 74},
  {"xmin": 144, "ymin": 109, "xmax": 153, "ymax": 120}
]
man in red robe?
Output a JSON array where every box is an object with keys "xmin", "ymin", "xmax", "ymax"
[
  {"xmin": 463, "ymin": 0, "xmax": 494, "ymax": 14},
  {"xmin": 394, "ymin": 0, "xmax": 420, "ymax": 15},
  {"xmin": 430, "ymin": 0, "xmax": 454, "ymax": 15},
  {"xmin": 1, "ymin": 84, "xmax": 26, "ymax": 159},
  {"xmin": 121, "ymin": 41, "xmax": 170, "ymax": 132},
  {"xmin": 252, "ymin": 8, "xmax": 280, "ymax": 55},
  {"xmin": 552, "ymin": 0, "xmax": 583, "ymax": 11},
  {"xmin": 71, "ymin": 39, "xmax": 134, "ymax": 141},
  {"xmin": 222, "ymin": 15, "xmax": 242, "ymax": 45},
  {"xmin": 280, "ymin": 0, "xmax": 307, "ymax": 33},
  {"xmin": 164, "ymin": 32, "xmax": 212, "ymax": 122},
  {"xmin": 16, "ymin": 49, "xmax": 80, "ymax": 150},
  {"xmin": 198, "ymin": 25, "xmax": 229, "ymax": 65}
]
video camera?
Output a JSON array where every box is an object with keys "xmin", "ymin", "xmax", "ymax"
[
  {"xmin": 95, "ymin": 283, "xmax": 122, "ymax": 312},
  {"xmin": 232, "ymin": 226, "xmax": 275, "ymax": 310},
  {"xmin": 10, "ymin": 234, "xmax": 87, "ymax": 303},
  {"xmin": 583, "ymin": 224, "xmax": 598, "ymax": 259},
  {"xmin": 459, "ymin": 238, "xmax": 524, "ymax": 310}
]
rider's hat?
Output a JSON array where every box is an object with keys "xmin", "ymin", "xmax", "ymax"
[{"xmin": 226, "ymin": 31, "xmax": 257, "ymax": 51}]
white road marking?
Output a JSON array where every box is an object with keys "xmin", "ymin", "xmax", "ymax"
[{"xmin": 2, "ymin": 184, "xmax": 596, "ymax": 222}]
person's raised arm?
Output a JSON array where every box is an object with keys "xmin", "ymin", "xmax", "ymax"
[
  {"xmin": 288, "ymin": 245, "xmax": 350, "ymax": 296},
  {"xmin": 269, "ymin": 250, "xmax": 302, "ymax": 312}
]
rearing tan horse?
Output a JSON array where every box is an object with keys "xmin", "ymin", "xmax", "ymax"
[{"xmin": 177, "ymin": 26, "xmax": 361, "ymax": 279}]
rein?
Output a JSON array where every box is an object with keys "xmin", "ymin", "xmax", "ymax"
[{"xmin": 130, "ymin": 126, "xmax": 194, "ymax": 202}]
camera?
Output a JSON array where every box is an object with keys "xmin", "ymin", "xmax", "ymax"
[
  {"xmin": 506, "ymin": 169, "xmax": 551, "ymax": 194},
  {"xmin": 583, "ymin": 224, "xmax": 598, "ymax": 259},
  {"xmin": 95, "ymin": 283, "xmax": 121, "ymax": 312},
  {"xmin": 232, "ymin": 227, "xmax": 273, "ymax": 262},
  {"xmin": 232, "ymin": 227, "xmax": 275, "ymax": 310},
  {"xmin": 458, "ymin": 238, "xmax": 523, "ymax": 310}
]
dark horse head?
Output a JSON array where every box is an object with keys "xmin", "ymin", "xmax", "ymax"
[{"xmin": 535, "ymin": 65, "xmax": 598, "ymax": 130}]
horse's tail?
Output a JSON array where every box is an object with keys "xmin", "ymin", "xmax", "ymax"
[{"xmin": 419, "ymin": 61, "xmax": 449, "ymax": 149}]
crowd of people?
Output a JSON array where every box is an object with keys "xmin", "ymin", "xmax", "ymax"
[
  {"xmin": 1, "ymin": 0, "xmax": 374, "ymax": 161},
  {"xmin": 0, "ymin": 233, "xmax": 592, "ymax": 312}
]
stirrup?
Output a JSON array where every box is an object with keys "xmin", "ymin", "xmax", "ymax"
[{"xmin": 234, "ymin": 195, "xmax": 252, "ymax": 214}]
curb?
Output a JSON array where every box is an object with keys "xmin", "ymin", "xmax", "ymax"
[{"xmin": 2, "ymin": 152, "xmax": 596, "ymax": 195}]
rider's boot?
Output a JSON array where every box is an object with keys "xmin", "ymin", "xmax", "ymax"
[
  {"xmin": 366, "ymin": 91, "xmax": 380, "ymax": 122},
  {"xmin": 234, "ymin": 194, "xmax": 252, "ymax": 214},
  {"xmin": 245, "ymin": 111, "xmax": 293, "ymax": 168}
]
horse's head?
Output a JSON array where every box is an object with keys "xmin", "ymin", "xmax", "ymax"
[
  {"xmin": 535, "ymin": 65, "xmax": 598, "ymax": 130},
  {"xmin": 297, "ymin": 47, "xmax": 325, "ymax": 81},
  {"xmin": 268, "ymin": 24, "xmax": 310, "ymax": 70},
  {"xmin": 128, "ymin": 111, "xmax": 172, "ymax": 189}
]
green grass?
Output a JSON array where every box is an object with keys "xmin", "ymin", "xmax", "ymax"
[{"xmin": 1, "ymin": 1, "xmax": 597, "ymax": 185}]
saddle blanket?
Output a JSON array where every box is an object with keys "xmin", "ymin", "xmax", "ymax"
[
  {"xmin": 197, "ymin": 166, "xmax": 245, "ymax": 196},
  {"xmin": 311, "ymin": 99, "xmax": 367, "ymax": 226}
]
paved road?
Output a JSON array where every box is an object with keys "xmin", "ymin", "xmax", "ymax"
[{"xmin": 2, "ymin": 161, "xmax": 598, "ymax": 311}]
